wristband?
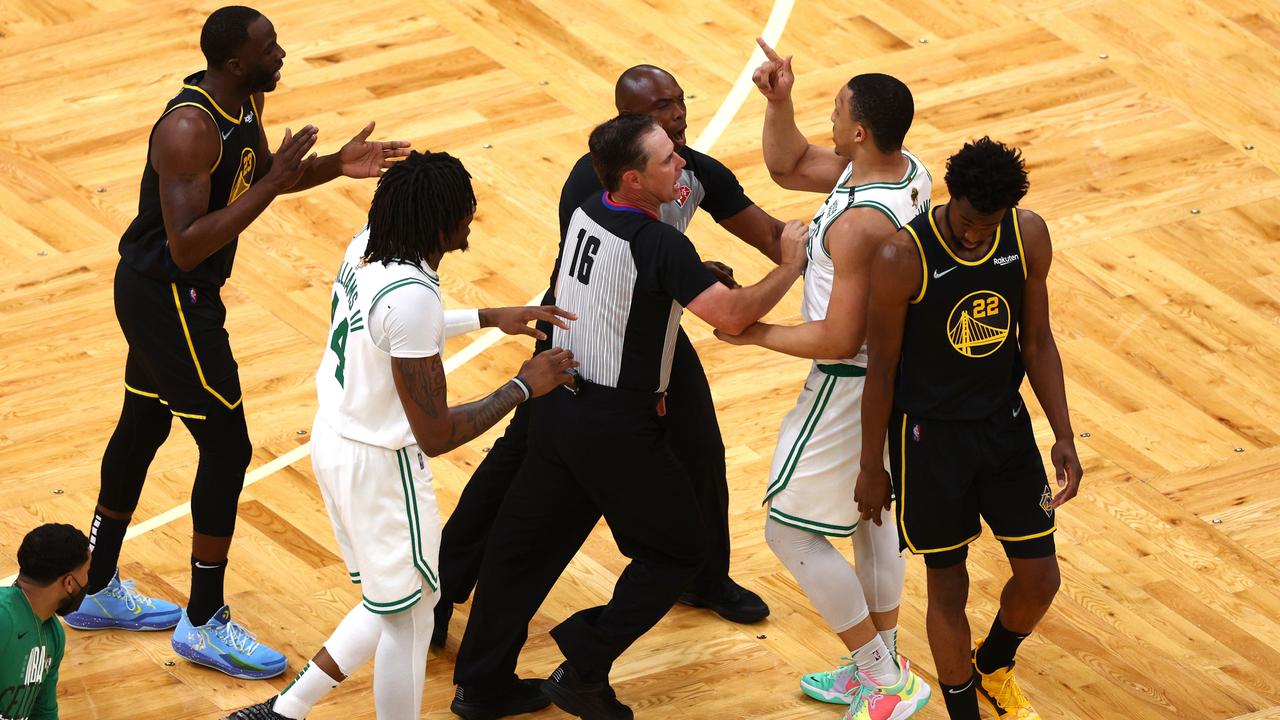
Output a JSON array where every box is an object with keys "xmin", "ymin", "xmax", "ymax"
[{"xmin": 511, "ymin": 375, "xmax": 532, "ymax": 402}]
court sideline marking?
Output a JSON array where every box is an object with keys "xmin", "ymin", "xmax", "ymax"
[{"xmin": 2, "ymin": 1, "xmax": 795, "ymax": 585}]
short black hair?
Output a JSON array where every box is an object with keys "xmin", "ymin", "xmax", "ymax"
[
  {"xmin": 200, "ymin": 6, "xmax": 263, "ymax": 67},
  {"xmin": 589, "ymin": 114, "xmax": 660, "ymax": 192},
  {"xmin": 17, "ymin": 524, "xmax": 89, "ymax": 586},
  {"xmin": 944, "ymin": 137, "xmax": 1030, "ymax": 213},
  {"xmin": 846, "ymin": 73, "xmax": 914, "ymax": 154},
  {"xmin": 365, "ymin": 150, "xmax": 476, "ymax": 267}
]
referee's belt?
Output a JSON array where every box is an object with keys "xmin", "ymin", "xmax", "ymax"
[
  {"xmin": 817, "ymin": 363, "xmax": 867, "ymax": 377},
  {"xmin": 565, "ymin": 376, "xmax": 668, "ymax": 414}
]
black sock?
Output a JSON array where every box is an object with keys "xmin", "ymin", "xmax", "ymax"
[
  {"xmin": 976, "ymin": 613, "xmax": 1029, "ymax": 673},
  {"xmin": 187, "ymin": 556, "xmax": 228, "ymax": 626},
  {"xmin": 87, "ymin": 512, "xmax": 130, "ymax": 594},
  {"xmin": 940, "ymin": 673, "xmax": 981, "ymax": 720}
]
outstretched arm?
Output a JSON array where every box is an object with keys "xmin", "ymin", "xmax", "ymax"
[
  {"xmin": 752, "ymin": 38, "xmax": 848, "ymax": 193},
  {"xmin": 1017, "ymin": 209, "xmax": 1082, "ymax": 507},
  {"xmin": 717, "ymin": 208, "xmax": 892, "ymax": 358},
  {"xmin": 685, "ymin": 219, "xmax": 807, "ymax": 334},
  {"xmin": 393, "ymin": 348, "xmax": 577, "ymax": 457},
  {"xmin": 156, "ymin": 106, "xmax": 316, "ymax": 272}
]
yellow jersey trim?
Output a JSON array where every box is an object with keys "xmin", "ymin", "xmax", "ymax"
[
  {"xmin": 124, "ymin": 382, "xmax": 160, "ymax": 399},
  {"xmin": 169, "ymin": 409, "xmax": 208, "ymax": 420},
  {"xmin": 929, "ymin": 207, "xmax": 1001, "ymax": 266},
  {"xmin": 161, "ymin": 102, "xmax": 223, "ymax": 173},
  {"xmin": 169, "ymin": 283, "xmax": 243, "ymax": 411},
  {"xmin": 902, "ymin": 224, "xmax": 928, "ymax": 304},
  {"xmin": 183, "ymin": 84, "xmax": 242, "ymax": 124},
  {"xmin": 898, "ymin": 414, "xmax": 983, "ymax": 554},
  {"xmin": 1011, "ymin": 208, "xmax": 1027, "ymax": 279},
  {"xmin": 993, "ymin": 526, "xmax": 1057, "ymax": 543}
]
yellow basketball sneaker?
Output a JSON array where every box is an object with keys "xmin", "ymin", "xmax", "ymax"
[{"xmin": 972, "ymin": 641, "xmax": 1040, "ymax": 719}]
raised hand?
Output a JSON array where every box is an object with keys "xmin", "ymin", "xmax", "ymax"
[
  {"xmin": 264, "ymin": 125, "xmax": 318, "ymax": 192},
  {"xmin": 518, "ymin": 348, "xmax": 579, "ymax": 397},
  {"xmin": 338, "ymin": 121, "xmax": 412, "ymax": 179},
  {"xmin": 751, "ymin": 37, "xmax": 795, "ymax": 102},
  {"xmin": 481, "ymin": 305, "xmax": 578, "ymax": 340}
]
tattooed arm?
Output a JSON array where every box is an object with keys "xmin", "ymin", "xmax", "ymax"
[
  {"xmin": 392, "ymin": 354, "xmax": 526, "ymax": 457},
  {"xmin": 391, "ymin": 348, "xmax": 578, "ymax": 457}
]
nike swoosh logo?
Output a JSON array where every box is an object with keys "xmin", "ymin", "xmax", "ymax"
[
  {"xmin": 1012, "ymin": 404, "xmax": 1023, "ymax": 418},
  {"xmin": 933, "ymin": 266, "xmax": 958, "ymax": 279},
  {"xmin": 194, "ymin": 562, "xmax": 222, "ymax": 569},
  {"xmin": 16, "ymin": 631, "xmax": 27, "ymax": 639},
  {"xmin": 947, "ymin": 681, "xmax": 975, "ymax": 694},
  {"xmin": 221, "ymin": 127, "xmax": 233, "ymax": 140}
]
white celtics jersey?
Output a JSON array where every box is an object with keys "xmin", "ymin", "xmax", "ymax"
[
  {"xmin": 803, "ymin": 149, "xmax": 932, "ymax": 366},
  {"xmin": 315, "ymin": 228, "xmax": 443, "ymax": 450}
]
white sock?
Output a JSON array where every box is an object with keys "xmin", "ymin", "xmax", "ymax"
[
  {"xmin": 852, "ymin": 635, "xmax": 901, "ymax": 688},
  {"xmin": 274, "ymin": 661, "xmax": 339, "ymax": 719},
  {"xmin": 877, "ymin": 628, "xmax": 899, "ymax": 662}
]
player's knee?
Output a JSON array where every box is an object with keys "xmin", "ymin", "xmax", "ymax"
[
  {"xmin": 926, "ymin": 562, "xmax": 970, "ymax": 614},
  {"xmin": 1019, "ymin": 559, "xmax": 1061, "ymax": 606}
]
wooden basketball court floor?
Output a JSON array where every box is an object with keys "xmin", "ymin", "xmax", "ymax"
[{"xmin": 3, "ymin": 0, "xmax": 1280, "ymax": 717}]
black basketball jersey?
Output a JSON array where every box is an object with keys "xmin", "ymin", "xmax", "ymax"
[
  {"xmin": 894, "ymin": 206, "xmax": 1027, "ymax": 420},
  {"xmin": 119, "ymin": 71, "xmax": 262, "ymax": 287},
  {"xmin": 552, "ymin": 192, "xmax": 718, "ymax": 393}
]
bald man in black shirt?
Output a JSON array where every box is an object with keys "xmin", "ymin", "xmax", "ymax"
[{"xmin": 435, "ymin": 65, "xmax": 783, "ymax": 647}]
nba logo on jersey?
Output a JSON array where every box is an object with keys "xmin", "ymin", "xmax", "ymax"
[
  {"xmin": 675, "ymin": 184, "xmax": 691, "ymax": 207},
  {"xmin": 189, "ymin": 288, "xmax": 198, "ymax": 303},
  {"xmin": 912, "ymin": 423, "xmax": 922, "ymax": 442}
]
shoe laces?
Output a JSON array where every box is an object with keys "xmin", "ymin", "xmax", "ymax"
[
  {"xmin": 844, "ymin": 683, "xmax": 882, "ymax": 719},
  {"xmin": 215, "ymin": 618, "xmax": 262, "ymax": 655},
  {"xmin": 829, "ymin": 655, "xmax": 858, "ymax": 688},
  {"xmin": 989, "ymin": 667, "xmax": 1032, "ymax": 711},
  {"xmin": 106, "ymin": 579, "xmax": 155, "ymax": 612}
]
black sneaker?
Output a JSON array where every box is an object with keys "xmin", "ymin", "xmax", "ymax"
[
  {"xmin": 223, "ymin": 696, "xmax": 292, "ymax": 720},
  {"xmin": 450, "ymin": 678, "xmax": 550, "ymax": 719},
  {"xmin": 677, "ymin": 577, "xmax": 769, "ymax": 624},
  {"xmin": 541, "ymin": 661, "xmax": 633, "ymax": 720},
  {"xmin": 432, "ymin": 601, "xmax": 453, "ymax": 648}
]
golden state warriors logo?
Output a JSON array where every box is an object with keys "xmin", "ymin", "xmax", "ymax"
[
  {"xmin": 228, "ymin": 147, "xmax": 256, "ymax": 204},
  {"xmin": 947, "ymin": 290, "xmax": 1011, "ymax": 358}
]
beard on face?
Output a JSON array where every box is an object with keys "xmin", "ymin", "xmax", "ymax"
[{"xmin": 246, "ymin": 65, "xmax": 278, "ymax": 94}]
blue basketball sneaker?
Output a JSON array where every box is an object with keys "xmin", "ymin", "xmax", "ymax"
[
  {"xmin": 63, "ymin": 570, "xmax": 182, "ymax": 631},
  {"xmin": 171, "ymin": 605, "xmax": 287, "ymax": 680}
]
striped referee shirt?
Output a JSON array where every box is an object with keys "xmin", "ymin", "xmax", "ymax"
[{"xmin": 552, "ymin": 192, "xmax": 717, "ymax": 393}]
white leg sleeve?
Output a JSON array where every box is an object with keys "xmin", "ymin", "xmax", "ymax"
[
  {"xmin": 326, "ymin": 603, "xmax": 383, "ymax": 677},
  {"xmin": 852, "ymin": 510, "xmax": 905, "ymax": 613},
  {"xmin": 765, "ymin": 517, "xmax": 869, "ymax": 633},
  {"xmin": 372, "ymin": 591, "xmax": 437, "ymax": 720}
]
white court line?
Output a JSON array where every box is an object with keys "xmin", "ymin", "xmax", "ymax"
[{"xmin": 3, "ymin": 2, "xmax": 795, "ymax": 586}]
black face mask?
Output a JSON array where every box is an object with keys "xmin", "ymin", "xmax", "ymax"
[{"xmin": 55, "ymin": 576, "xmax": 86, "ymax": 617}]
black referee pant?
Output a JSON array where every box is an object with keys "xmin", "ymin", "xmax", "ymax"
[
  {"xmin": 453, "ymin": 384, "xmax": 706, "ymax": 690},
  {"xmin": 438, "ymin": 327, "xmax": 729, "ymax": 606}
]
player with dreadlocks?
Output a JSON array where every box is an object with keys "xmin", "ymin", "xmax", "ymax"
[{"xmin": 226, "ymin": 150, "xmax": 578, "ymax": 720}]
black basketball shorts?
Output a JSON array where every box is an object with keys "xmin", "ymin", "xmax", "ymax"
[
  {"xmin": 114, "ymin": 260, "xmax": 242, "ymax": 420},
  {"xmin": 889, "ymin": 393, "xmax": 1056, "ymax": 567}
]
